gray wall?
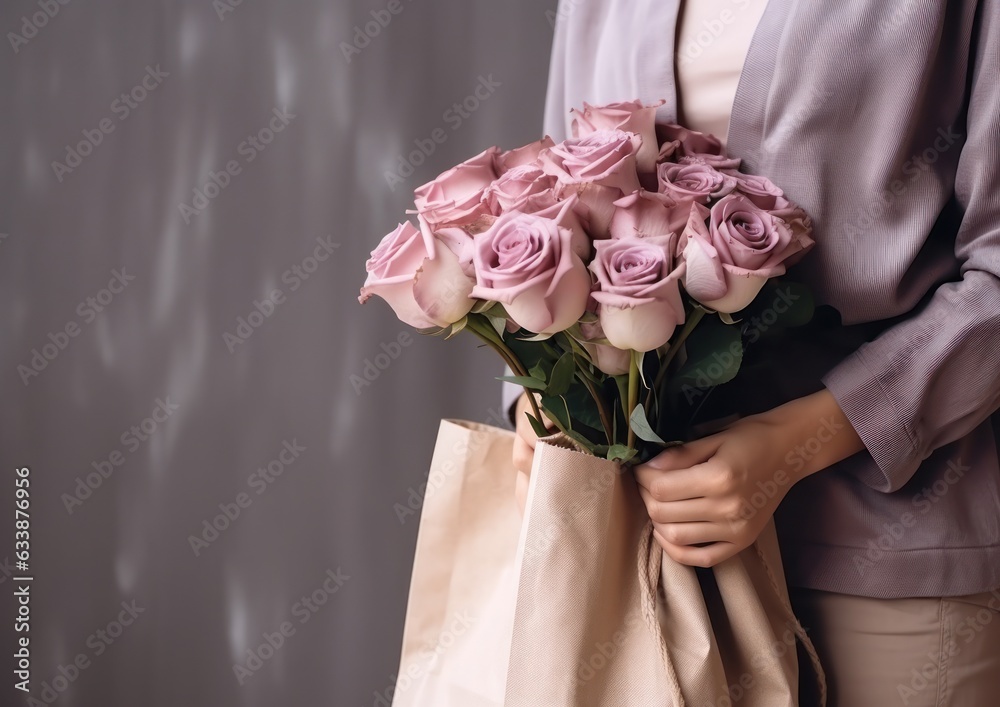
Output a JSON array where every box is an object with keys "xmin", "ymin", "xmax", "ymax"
[{"xmin": 0, "ymin": 1, "xmax": 556, "ymax": 704}]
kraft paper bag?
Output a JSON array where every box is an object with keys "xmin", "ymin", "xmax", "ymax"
[
  {"xmin": 391, "ymin": 420, "xmax": 523, "ymax": 707},
  {"xmin": 392, "ymin": 420, "xmax": 825, "ymax": 707}
]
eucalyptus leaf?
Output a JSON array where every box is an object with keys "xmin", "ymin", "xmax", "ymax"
[
  {"xmin": 497, "ymin": 375, "xmax": 546, "ymax": 391},
  {"xmin": 672, "ymin": 316, "xmax": 743, "ymax": 388},
  {"xmin": 518, "ymin": 331, "xmax": 554, "ymax": 342},
  {"xmin": 486, "ymin": 314, "xmax": 507, "ymax": 338},
  {"xmin": 444, "ymin": 316, "xmax": 468, "ymax": 340},
  {"xmin": 606, "ymin": 444, "xmax": 638, "ymax": 463},
  {"xmin": 546, "ymin": 352, "xmax": 576, "ymax": 396},
  {"xmin": 629, "ymin": 404, "xmax": 667, "ymax": 444},
  {"xmin": 526, "ymin": 412, "xmax": 549, "ymax": 438},
  {"xmin": 564, "ymin": 429, "xmax": 598, "ymax": 454},
  {"xmin": 529, "ymin": 362, "xmax": 548, "ymax": 383},
  {"xmin": 563, "ymin": 380, "xmax": 607, "ymax": 433},
  {"xmin": 540, "ymin": 395, "xmax": 572, "ymax": 432}
]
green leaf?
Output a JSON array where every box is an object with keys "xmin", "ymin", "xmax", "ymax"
[
  {"xmin": 497, "ymin": 375, "xmax": 547, "ymax": 391},
  {"xmin": 415, "ymin": 324, "xmax": 447, "ymax": 336},
  {"xmin": 526, "ymin": 412, "xmax": 550, "ymax": 438},
  {"xmin": 505, "ymin": 336, "xmax": 548, "ymax": 374},
  {"xmin": 486, "ymin": 314, "xmax": 507, "ymax": 338},
  {"xmin": 563, "ymin": 379, "xmax": 607, "ymax": 433},
  {"xmin": 741, "ymin": 281, "xmax": 815, "ymax": 331},
  {"xmin": 528, "ymin": 362, "xmax": 548, "ymax": 383},
  {"xmin": 546, "ymin": 352, "xmax": 576, "ymax": 396},
  {"xmin": 540, "ymin": 395, "xmax": 572, "ymax": 432},
  {"xmin": 564, "ymin": 429, "xmax": 598, "ymax": 455},
  {"xmin": 629, "ymin": 403, "xmax": 667, "ymax": 444},
  {"xmin": 606, "ymin": 444, "xmax": 638, "ymax": 463},
  {"xmin": 672, "ymin": 316, "xmax": 743, "ymax": 388},
  {"xmin": 633, "ymin": 350, "xmax": 649, "ymax": 389},
  {"xmin": 639, "ymin": 349, "xmax": 659, "ymax": 392},
  {"xmin": 518, "ymin": 331, "xmax": 554, "ymax": 342},
  {"xmin": 444, "ymin": 316, "xmax": 468, "ymax": 340}
]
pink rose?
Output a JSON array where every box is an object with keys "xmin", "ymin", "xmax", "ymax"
[
  {"xmin": 727, "ymin": 172, "xmax": 789, "ymax": 210},
  {"xmin": 540, "ymin": 130, "xmax": 643, "ymax": 238},
  {"xmin": 360, "ymin": 221, "xmax": 476, "ymax": 329},
  {"xmin": 680, "ymin": 194, "xmax": 812, "ymax": 313},
  {"xmin": 496, "ymin": 137, "xmax": 555, "ymax": 171},
  {"xmin": 413, "ymin": 147, "xmax": 498, "ymax": 228},
  {"xmin": 589, "ymin": 236, "xmax": 686, "ymax": 352},
  {"xmin": 580, "ymin": 319, "xmax": 631, "ymax": 376},
  {"xmin": 609, "ymin": 190, "xmax": 690, "ymax": 240},
  {"xmin": 657, "ymin": 162, "xmax": 736, "ymax": 205},
  {"xmin": 570, "ymin": 100, "xmax": 663, "ymax": 173},
  {"xmin": 678, "ymin": 153, "xmax": 743, "ymax": 170},
  {"xmin": 656, "ymin": 124, "xmax": 723, "ymax": 161},
  {"xmin": 471, "ymin": 210, "xmax": 591, "ymax": 335},
  {"xmin": 482, "ymin": 164, "xmax": 559, "ymax": 214}
]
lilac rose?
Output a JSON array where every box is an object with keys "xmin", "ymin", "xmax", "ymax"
[
  {"xmin": 680, "ymin": 194, "xmax": 813, "ymax": 312},
  {"xmin": 727, "ymin": 172, "xmax": 789, "ymax": 210},
  {"xmin": 482, "ymin": 164, "xmax": 559, "ymax": 215},
  {"xmin": 570, "ymin": 99, "xmax": 663, "ymax": 173},
  {"xmin": 609, "ymin": 190, "xmax": 690, "ymax": 240},
  {"xmin": 657, "ymin": 161, "xmax": 736, "ymax": 205},
  {"xmin": 360, "ymin": 221, "xmax": 476, "ymax": 329},
  {"xmin": 589, "ymin": 236, "xmax": 686, "ymax": 352},
  {"xmin": 413, "ymin": 147, "xmax": 498, "ymax": 229},
  {"xmin": 471, "ymin": 210, "xmax": 591, "ymax": 334},
  {"xmin": 540, "ymin": 130, "xmax": 643, "ymax": 237}
]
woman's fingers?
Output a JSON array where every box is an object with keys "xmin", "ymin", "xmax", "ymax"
[
  {"xmin": 652, "ymin": 520, "xmax": 728, "ymax": 546},
  {"xmin": 513, "ymin": 434, "xmax": 534, "ymax": 475},
  {"xmin": 653, "ymin": 530, "xmax": 739, "ymax": 568},
  {"xmin": 638, "ymin": 488, "xmax": 732, "ymax": 523},
  {"xmin": 634, "ymin": 461, "xmax": 721, "ymax": 502},
  {"xmin": 515, "ymin": 470, "xmax": 529, "ymax": 514}
]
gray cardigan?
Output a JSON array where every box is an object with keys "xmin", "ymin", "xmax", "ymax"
[{"xmin": 505, "ymin": 0, "xmax": 1000, "ymax": 598}]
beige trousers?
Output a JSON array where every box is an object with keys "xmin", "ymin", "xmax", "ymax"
[{"xmin": 789, "ymin": 587, "xmax": 1000, "ymax": 706}]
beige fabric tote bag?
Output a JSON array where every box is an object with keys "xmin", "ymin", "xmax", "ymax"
[{"xmin": 392, "ymin": 420, "xmax": 825, "ymax": 707}]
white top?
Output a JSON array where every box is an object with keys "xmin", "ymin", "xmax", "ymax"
[
  {"xmin": 542, "ymin": 0, "xmax": 768, "ymax": 148},
  {"xmin": 675, "ymin": 0, "xmax": 769, "ymax": 145}
]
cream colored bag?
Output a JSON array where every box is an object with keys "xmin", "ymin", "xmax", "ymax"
[{"xmin": 392, "ymin": 420, "xmax": 825, "ymax": 707}]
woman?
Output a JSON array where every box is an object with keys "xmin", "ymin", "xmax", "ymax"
[{"xmin": 508, "ymin": 0, "xmax": 1000, "ymax": 704}]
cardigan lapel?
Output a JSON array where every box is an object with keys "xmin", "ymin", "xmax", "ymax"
[{"xmin": 726, "ymin": 0, "xmax": 791, "ymax": 172}]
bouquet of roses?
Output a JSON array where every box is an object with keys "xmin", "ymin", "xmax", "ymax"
[{"xmin": 360, "ymin": 100, "xmax": 814, "ymax": 463}]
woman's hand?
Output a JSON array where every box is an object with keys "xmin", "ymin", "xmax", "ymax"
[
  {"xmin": 635, "ymin": 389, "xmax": 863, "ymax": 567},
  {"xmin": 512, "ymin": 392, "xmax": 556, "ymax": 515}
]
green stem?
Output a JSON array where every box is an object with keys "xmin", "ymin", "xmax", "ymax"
[
  {"xmin": 627, "ymin": 351, "xmax": 640, "ymax": 449},
  {"xmin": 579, "ymin": 373, "xmax": 613, "ymax": 444},
  {"xmin": 645, "ymin": 308, "xmax": 708, "ymax": 412},
  {"xmin": 466, "ymin": 318, "xmax": 546, "ymax": 428}
]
